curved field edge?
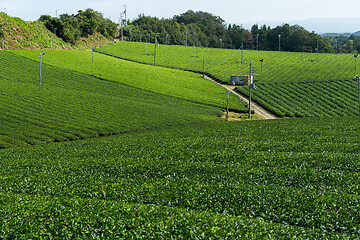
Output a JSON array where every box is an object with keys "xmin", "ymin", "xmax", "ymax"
[
  {"xmin": 0, "ymin": 51, "xmax": 224, "ymax": 148},
  {"xmin": 1, "ymin": 117, "xmax": 360, "ymax": 238},
  {"xmin": 94, "ymin": 42, "xmax": 360, "ymax": 117},
  {"xmin": 13, "ymin": 50, "xmax": 248, "ymax": 113},
  {"xmin": 95, "ymin": 41, "xmax": 358, "ymax": 85}
]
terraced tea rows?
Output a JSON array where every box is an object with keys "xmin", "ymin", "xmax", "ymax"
[
  {"xmin": 95, "ymin": 41, "xmax": 358, "ymax": 84},
  {"xmin": 1, "ymin": 51, "xmax": 228, "ymax": 148},
  {"xmin": 14, "ymin": 50, "xmax": 247, "ymax": 113},
  {"xmin": 94, "ymin": 42, "xmax": 360, "ymax": 117},
  {"xmin": 237, "ymin": 80, "xmax": 360, "ymax": 117},
  {"xmin": 1, "ymin": 117, "xmax": 360, "ymax": 238}
]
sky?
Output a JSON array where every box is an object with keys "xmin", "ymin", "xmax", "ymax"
[{"xmin": 1, "ymin": 0, "xmax": 360, "ymax": 33}]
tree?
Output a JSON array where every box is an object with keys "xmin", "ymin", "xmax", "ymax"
[{"xmin": 39, "ymin": 9, "xmax": 117, "ymax": 44}]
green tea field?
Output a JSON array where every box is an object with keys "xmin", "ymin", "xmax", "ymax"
[
  {"xmin": 95, "ymin": 42, "xmax": 360, "ymax": 118},
  {"xmin": 1, "ymin": 50, "xmax": 248, "ymax": 148},
  {"xmin": 14, "ymin": 50, "xmax": 247, "ymax": 114},
  {"xmin": 95, "ymin": 41, "xmax": 357, "ymax": 84},
  {"xmin": 1, "ymin": 118, "xmax": 360, "ymax": 238},
  {"xmin": 1, "ymin": 42, "xmax": 360, "ymax": 238}
]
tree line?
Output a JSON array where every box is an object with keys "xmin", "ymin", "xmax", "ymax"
[
  {"xmin": 124, "ymin": 10, "xmax": 360, "ymax": 53},
  {"xmin": 38, "ymin": 9, "xmax": 360, "ymax": 54},
  {"xmin": 39, "ymin": 9, "xmax": 117, "ymax": 44}
]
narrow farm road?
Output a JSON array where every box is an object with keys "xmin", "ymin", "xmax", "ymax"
[{"xmin": 204, "ymin": 75, "xmax": 277, "ymax": 120}]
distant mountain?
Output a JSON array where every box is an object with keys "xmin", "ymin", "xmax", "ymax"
[
  {"xmin": 321, "ymin": 31, "xmax": 360, "ymax": 37},
  {"xmin": 241, "ymin": 17, "xmax": 360, "ymax": 34},
  {"xmin": 352, "ymin": 31, "xmax": 360, "ymax": 37},
  {"xmin": 321, "ymin": 33, "xmax": 353, "ymax": 37}
]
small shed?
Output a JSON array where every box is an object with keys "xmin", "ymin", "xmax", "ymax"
[{"xmin": 230, "ymin": 75, "xmax": 251, "ymax": 86}]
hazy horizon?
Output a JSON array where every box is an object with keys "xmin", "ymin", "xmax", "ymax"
[{"xmin": 1, "ymin": 0, "xmax": 360, "ymax": 33}]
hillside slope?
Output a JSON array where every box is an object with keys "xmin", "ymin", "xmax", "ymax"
[
  {"xmin": 1, "ymin": 117, "xmax": 360, "ymax": 238},
  {"xmin": 0, "ymin": 13, "xmax": 110, "ymax": 50},
  {"xmin": 0, "ymin": 51, "xmax": 224, "ymax": 148},
  {"xmin": 96, "ymin": 42, "xmax": 360, "ymax": 118},
  {"xmin": 14, "ymin": 50, "xmax": 247, "ymax": 114}
]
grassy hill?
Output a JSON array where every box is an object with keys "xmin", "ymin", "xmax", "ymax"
[
  {"xmin": 2, "ymin": 15, "xmax": 360, "ymax": 238},
  {"xmin": 1, "ymin": 51, "xmax": 239, "ymax": 148},
  {"xmin": 14, "ymin": 50, "xmax": 248, "ymax": 113},
  {"xmin": 1, "ymin": 117, "xmax": 360, "ymax": 238},
  {"xmin": 95, "ymin": 41, "xmax": 358, "ymax": 84},
  {"xmin": 95, "ymin": 42, "xmax": 360, "ymax": 117},
  {"xmin": 0, "ymin": 13, "xmax": 110, "ymax": 50}
]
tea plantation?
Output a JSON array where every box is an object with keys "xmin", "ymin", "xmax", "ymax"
[
  {"xmin": 1, "ymin": 50, "xmax": 247, "ymax": 148},
  {"xmin": 237, "ymin": 80, "xmax": 359, "ymax": 117},
  {"xmin": 1, "ymin": 118, "xmax": 360, "ymax": 238},
  {"xmin": 95, "ymin": 41, "xmax": 357, "ymax": 84},
  {"xmin": 14, "ymin": 50, "xmax": 247, "ymax": 114},
  {"xmin": 2, "ymin": 47, "xmax": 360, "ymax": 238},
  {"xmin": 94, "ymin": 42, "xmax": 360, "ymax": 117}
]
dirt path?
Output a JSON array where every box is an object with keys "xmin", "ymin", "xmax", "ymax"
[{"xmin": 204, "ymin": 76, "xmax": 277, "ymax": 120}]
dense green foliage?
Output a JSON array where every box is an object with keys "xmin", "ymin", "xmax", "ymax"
[
  {"xmin": 2, "ymin": 26, "xmax": 360, "ymax": 238},
  {"xmin": 250, "ymin": 23, "xmax": 332, "ymax": 52},
  {"xmin": 96, "ymin": 41, "xmax": 357, "ymax": 84},
  {"xmin": 1, "ymin": 51, "xmax": 236, "ymax": 148},
  {"xmin": 14, "ymin": 50, "xmax": 247, "ymax": 114},
  {"xmin": 95, "ymin": 42, "xmax": 360, "ymax": 117},
  {"xmin": 323, "ymin": 34, "xmax": 360, "ymax": 54},
  {"xmin": 127, "ymin": 10, "xmax": 360, "ymax": 53},
  {"xmin": 128, "ymin": 11, "xmax": 243, "ymax": 48},
  {"xmin": 39, "ymin": 9, "xmax": 117, "ymax": 44},
  {"xmin": 126, "ymin": 11, "xmax": 332, "ymax": 52},
  {"xmin": 0, "ymin": 12, "xmax": 71, "ymax": 50},
  {"xmin": 237, "ymin": 80, "xmax": 359, "ymax": 117},
  {"xmin": 1, "ymin": 117, "xmax": 360, "ymax": 238},
  {"xmin": 0, "ymin": 12, "xmax": 111, "ymax": 50}
]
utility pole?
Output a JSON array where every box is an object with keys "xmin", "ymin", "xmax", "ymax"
[
  {"xmin": 248, "ymin": 59, "xmax": 253, "ymax": 119},
  {"xmin": 256, "ymin": 34, "xmax": 259, "ymax": 51},
  {"xmin": 226, "ymin": 90, "xmax": 229, "ymax": 119},
  {"xmin": 355, "ymin": 54, "xmax": 358, "ymax": 78},
  {"xmin": 220, "ymin": 38, "xmax": 222, "ymax": 49},
  {"xmin": 92, "ymin": 47, "xmax": 95, "ymax": 77},
  {"xmin": 112, "ymin": 41, "xmax": 116, "ymax": 65},
  {"xmin": 124, "ymin": 5, "xmax": 127, "ymax": 25},
  {"xmin": 120, "ymin": 13, "xmax": 124, "ymax": 41},
  {"xmin": 202, "ymin": 59, "xmax": 205, "ymax": 78},
  {"xmin": 241, "ymin": 44, "xmax": 244, "ymax": 63},
  {"xmin": 145, "ymin": 36, "xmax": 148, "ymax": 55},
  {"xmin": 260, "ymin": 59, "xmax": 264, "ymax": 84},
  {"xmin": 39, "ymin": 52, "xmax": 45, "ymax": 85},
  {"xmin": 196, "ymin": 40, "xmax": 199, "ymax": 57},
  {"xmin": 166, "ymin": 34, "xmax": 168, "ymax": 45},
  {"xmin": 316, "ymin": 40, "xmax": 319, "ymax": 62},
  {"xmin": 278, "ymin": 34, "xmax": 281, "ymax": 52},
  {"xmin": 334, "ymin": 37, "xmax": 338, "ymax": 54},
  {"xmin": 355, "ymin": 54, "xmax": 360, "ymax": 116},
  {"xmin": 154, "ymin": 33, "xmax": 159, "ymax": 66},
  {"xmin": 140, "ymin": 34, "xmax": 142, "ymax": 42}
]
